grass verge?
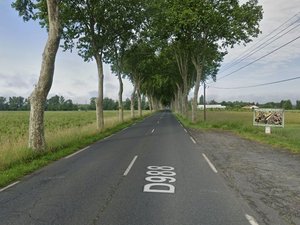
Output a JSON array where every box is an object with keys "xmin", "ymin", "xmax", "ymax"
[
  {"xmin": 175, "ymin": 111, "xmax": 300, "ymax": 153},
  {"xmin": 0, "ymin": 115, "xmax": 150, "ymax": 188}
]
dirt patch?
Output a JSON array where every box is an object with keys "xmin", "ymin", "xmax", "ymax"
[{"xmin": 189, "ymin": 128, "xmax": 300, "ymax": 225}]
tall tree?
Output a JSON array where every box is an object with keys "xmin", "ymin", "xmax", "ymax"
[
  {"xmin": 107, "ymin": 0, "xmax": 145, "ymax": 122},
  {"xmin": 12, "ymin": 0, "xmax": 62, "ymax": 151},
  {"xmin": 63, "ymin": 0, "xmax": 144, "ymax": 129},
  {"xmin": 149, "ymin": 0, "xmax": 263, "ymax": 121},
  {"xmin": 122, "ymin": 42, "xmax": 156, "ymax": 117},
  {"xmin": 62, "ymin": 1, "xmax": 114, "ymax": 131},
  {"xmin": 188, "ymin": 0, "xmax": 263, "ymax": 122},
  {"xmin": 0, "ymin": 97, "xmax": 8, "ymax": 110}
]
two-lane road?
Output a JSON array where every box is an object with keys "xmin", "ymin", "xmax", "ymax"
[{"xmin": 0, "ymin": 111, "xmax": 259, "ymax": 225}]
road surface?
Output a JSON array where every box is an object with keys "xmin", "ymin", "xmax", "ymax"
[{"xmin": 0, "ymin": 111, "xmax": 259, "ymax": 225}]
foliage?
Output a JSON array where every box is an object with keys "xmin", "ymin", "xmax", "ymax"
[
  {"xmin": 296, "ymin": 101, "xmax": 300, "ymax": 110},
  {"xmin": 62, "ymin": 0, "xmax": 145, "ymax": 62},
  {"xmin": 280, "ymin": 100, "xmax": 293, "ymax": 110},
  {"xmin": 46, "ymin": 95, "xmax": 78, "ymax": 111}
]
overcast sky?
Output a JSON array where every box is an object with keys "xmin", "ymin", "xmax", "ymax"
[{"xmin": 1, "ymin": 0, "xmax": 300, "ymax": 104}]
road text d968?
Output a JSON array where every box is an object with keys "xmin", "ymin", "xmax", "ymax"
[{"xmin": 143, "ymin": 166, "xmax": 176, "ymax": 194}]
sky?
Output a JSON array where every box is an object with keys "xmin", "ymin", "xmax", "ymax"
[{"xmin": 0, "ymin": 0, "xmax": 300, "ymax": 104}]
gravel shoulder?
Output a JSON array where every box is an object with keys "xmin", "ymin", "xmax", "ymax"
[{"xmin": 189, "ymin": 128, "xmax": 300, "ymax": 225}]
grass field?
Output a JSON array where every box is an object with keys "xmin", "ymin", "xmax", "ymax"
[
  {"xmin": 178, "ymin": 110, "xmax": 300, "ymax": 153},
  {"xmin": 0, "ymin": 110, "xmax": 146, "ymax": 175}
]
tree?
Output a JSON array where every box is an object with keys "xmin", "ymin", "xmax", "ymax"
[
  {"xmin": 12, "ymin": 0, "xmax": 62, "ymax": 151},
  {"xmin": 62, "ymin": 0, "xmax": 144, "ymax": 129},
  {"xmin": 8, "ymin": 96, "xmax": 25, "ymax": 110},
  {"xmin": 296, "ymin": 100, "xmax": 300, "ymax": 110},
  {"xmin": 140, "ymin": 46, "xmax": 181, "ymax": 111},
  {"xmin": 189, "ymin": 0, "xmax": 262, "ymax": 122},
  {"xmin": 123, "ymin": 98, "xmax": 131, "ymax": 110},
  {"xmin": 108, "ymin": 0, "xmax": 145, "ymax": 122},
  {"xmin": 103, "ymin": 97, "xmax": 117, "ymax": 110},
  {"xmin": 281, "ymin": 100, "xmax": 293, "ymax": 110},
  {"xmin": 89, "ymin": 97, "xmax": 96, "ymax": 110},
  {"xmin": 47, "ymin": 95, "xmax": 60, "ymax": 110},
  {"xmin": 122, "ymin": 42, "xmax": 156, "ymax": 118},
  {"xmin": 0, "ymin": 97, "xmax": 8, "ymax": 110},
  {"xmin": 62, "ymin": 99, "xmax": 77, "ymax": 111},
  {"xmin": 62, "ymin": 1, "xmax": 109, "ymax": 131},
  {"xmin": 149, "ymin": 0, "xmax": 263, "ymax": 121}
]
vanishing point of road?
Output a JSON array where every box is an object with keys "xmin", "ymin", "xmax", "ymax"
[{"xmin": 0, "ymin": 111, "xmax": 260, "ymax": 225}]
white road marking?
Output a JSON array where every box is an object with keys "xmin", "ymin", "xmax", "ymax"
[
  {"xmin": 245, "ymin": 214, "xmax": 259, "ymax": 225},
  {"xmin": 157, "ymin": 121, "xmax": 160, "ymax": 124},
  {"xmin": 184, "ymin": 129, "xmax": 187, "ymax": 133},
  {"xmin": 190, "ymin": 136, "xmax": 196, "ymax": 144},
  {"xmin": 0, "ymin": 181, "xmax": 20, "ymax": 192},
  {"xmin": 122, "ymin": 127, "xmax": 128, "ymax": 131},
  {"xmin": 151, "ymin": 129, "xmax": 155, "ymax": 134},
  {"xmin": 65, "ymin": 146, "xmax": 90, "ymax": 159},
  {"xmin": 104, "ymin": 133, "xmax": 115, "ymax": 140},
  {"xmin": 123, "ymin": 155, "xmax": 138, "ymax": 176},
  {"xmin": 202, "ymin": 153, "xmax": 218, "ymax": 173}
]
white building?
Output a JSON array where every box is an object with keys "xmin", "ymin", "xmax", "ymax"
[{"xmin": 197, "ymin": 104, "xmax": 226, "ymax": 110}]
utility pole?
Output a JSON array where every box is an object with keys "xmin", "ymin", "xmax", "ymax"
[{"xmin": 203, "ymin": 82, "xmax": 207, "ymax": 121}]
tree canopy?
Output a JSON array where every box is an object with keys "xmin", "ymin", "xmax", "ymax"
[{"xmin": 12, "ymin": 0, "xmax": 264, "ymax": 152}]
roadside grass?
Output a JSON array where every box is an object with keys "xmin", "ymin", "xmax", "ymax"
[
  {"xmin": 176, "ymin": 110, "xmax": 300, "ymax": 153},
  {"xmin": 0, "ymin": 110, "xmax": 151, "ymax": 188}
]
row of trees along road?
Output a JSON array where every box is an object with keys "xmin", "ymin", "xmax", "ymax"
[
  {"xmin": 0, "ymin": 95, "xmax": 77, "ymax": 111},
  {"xmin": 0, "ymin": 95, "xmax": 148, "ymax": 111},
  {"xmin": 12, "ymin": 0, "xmax": 263, "ymax": 152}
]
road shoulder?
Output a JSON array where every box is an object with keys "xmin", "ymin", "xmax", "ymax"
[{"xmin": 189, "ymin": 128, "xmax": 300, "ymax": 225}]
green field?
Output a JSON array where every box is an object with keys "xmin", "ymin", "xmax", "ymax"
[
  {"xmin": 0, "ymin": 110, "xmax": 140, "ymax": 171},
  {"xmin": 179, "ymin": 110, "xmax": 300, "ymax": 153},
  {"xmin": 0, "ymin": 110, "xmax": 152, "ymax": 187}
]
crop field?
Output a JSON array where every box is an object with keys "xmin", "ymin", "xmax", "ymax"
[
  {"xmin": 0, "ymin": 110, "xmax": 139, "ymax": 171},
  {"xmin": 184, "ymin": 110, "xmax": 300, "ymax": 152}
]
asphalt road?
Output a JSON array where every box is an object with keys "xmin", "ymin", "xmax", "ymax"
[{"xmin": 0, "ymin": 111, "xmax": 259, "ymax": 225}]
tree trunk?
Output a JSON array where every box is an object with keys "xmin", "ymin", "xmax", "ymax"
[
  {"xmin": 148, "ymin": 95, "xmax": 153, "ymax": 112},
  {"xmin": 94, "ymin": 53, "xmax": 104, "ymax": 131},
  {"xmin": 131, "ymin": 85, "xmax": 136, "ymax": 119},
  {"xmin": 150, "ymin": 96, "xmax": 155, "ymax": 111},
  {"xmin": 117, "ymin": 72, "xmax": 124, "ymax": 122},
  {"xmin": 136, "ymin": 79, "xmax": 142, "ymax": 117},
  {"xmin": 174, "ymin": 47, "xmax": 189, "ymax": 118},
  {"xmin": 176, "ymin": 85, "xmax": 183, "ymax": 115},
  {"xmin": 191, "ymin": 58, "xmax": 203, "ymax": 123},
  {"xmin": 28, "ymin": 0, "xmax": 61, "ymax": 151},
  {"xmin": 173, "ymin": 93, "xmax": 178, "ymax": 113},
  {"xmin": 174, "ymin": 90, "xmax": 180, "ymax": 113}
]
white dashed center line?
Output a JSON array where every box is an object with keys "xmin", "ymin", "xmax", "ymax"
[
  {"xmin": 245, "ymin": 214, "xmax": 259, "ymax": 225},
  {"xmin": 202, "ymin": 153, "xmax": 218, "ymax": 173},
  {"xmin": 123, "ymin": 155, "xmax": 138, "ymax": 176}
]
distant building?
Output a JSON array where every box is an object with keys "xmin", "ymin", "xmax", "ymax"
[{"xmin": 197, "ymin": 104, "xmax": 226, "ymax": 110}]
